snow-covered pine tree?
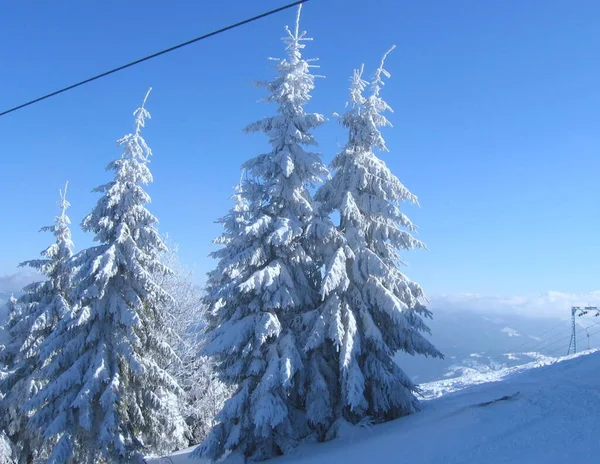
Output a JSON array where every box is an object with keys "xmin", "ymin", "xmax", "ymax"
[
  {"xmin": 0, "ymin": 184, "xmax": 74, "ymax": 464},
  {"xmin": 0, "ymin": 296, "xmax": 21, "ymax": 461},
  {"xmin": 0, "ymin": 296, "xmax": 23, "ymax": 383},
  {"xmin": 309, "ymin": 48, "xmax": 443, "ymax": 427},
  {"xmin": 194, "ymin": 5, "xmax": 328, "ymax": 461},
  {"xmin": 26, "ymin": 90, "xmax": 187, "ymax": 464}
]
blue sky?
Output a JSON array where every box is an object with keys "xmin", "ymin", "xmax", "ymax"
[{"xmin": 1, "ymin": 0, "xmax": 599, "ymax": 298}]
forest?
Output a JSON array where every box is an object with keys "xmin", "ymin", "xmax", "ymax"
[{"xmin": 0, "ymin": 5, "xmax": 443, "ymax": 463}]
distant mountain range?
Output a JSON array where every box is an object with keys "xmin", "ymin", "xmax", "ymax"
[
  {"xmin": 395, "ymin": 308, "xmax": 600, "ymax": 384},
  {"xmin": 2, "ymin": 288, "xmax": 598, "ymax": 384}
]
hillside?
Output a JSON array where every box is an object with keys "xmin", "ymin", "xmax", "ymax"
[
  {"xmin": 152, "ymin": 349, "xmax": 600, "ymax": 464},
  {"xmin": 394, "ymin": 307, "xmax": 598, "ymax": 383}
]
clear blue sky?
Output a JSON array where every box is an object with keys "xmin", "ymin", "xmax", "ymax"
[{"xmin": 1, "ymin": 0, "xmax": 599, "ymax": 297}]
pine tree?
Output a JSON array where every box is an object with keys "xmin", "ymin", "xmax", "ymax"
[
  {"xmin": 27, "ymin": 90, "xmax": 187, "ymax": 464},
  {"xmin": 0, "ymin": 296, "xmax": 24, "ymax": 380},
  {"xmin": 309, "ymin": 48, "xmax": 443, "ymax": 428},
  {"xmin": 0, "ymin": 296, "xmax": 21, "ymax": 462},
  {"xmin": 0, "ymin": 184, "xmax": 74, "ymax": 463},
  {"xmin": 194, "ymin": 5, "xmax": 328, "ymax": 461}
]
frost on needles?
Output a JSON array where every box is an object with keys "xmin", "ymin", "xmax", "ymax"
[
  {"xmin": 309, "ymin": 48, "xmax": 443, "ymax": 426},
  {"xmin": 194, "ymin": 5, "xmax": 329, "ymax": 462},
  {"xmin": 25, "ymin": 90, "xmax": 187, "ymax": 464},
  {"xmin": 0, "ymin": 184, "xmax": 74, "ymax": 464},
  {"xmin": 154, "ymin": 238, "xmax": 232, "ymax": 446}
]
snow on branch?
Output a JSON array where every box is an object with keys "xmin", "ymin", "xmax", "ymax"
[
  {"xmin": 133, "ymin": 87, "xmax": 152, "ymax": 135},
  {"xmin": 58, "ymin": 181, "xmax": 70, "ymax": 220},
  {"xmin": 283, "ymin": 4, "xmax": 314, "ymax": 64},
  {"xmin": 348, "ymin": 64, "xmax": 367, "ymax": 108},
  {"xmin": 371, "ymin": 45, "xmax": 396, "ymax": 97}
]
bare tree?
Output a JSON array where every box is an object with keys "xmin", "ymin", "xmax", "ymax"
[{"xmin": 156, "ymin": 237, "xmax": 232, "ymax": 445}]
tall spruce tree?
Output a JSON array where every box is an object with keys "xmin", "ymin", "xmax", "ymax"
[
  {"xmin": 0, "ymin": 184, "xmax": 74, "ymax": 464},
  {"xmin": 194, "ymin": 5, "xmax": 328, "ymax": 461},
  {"xmin": 26, "ymin": 90, "xmax": 187, "ymax": 464},
  {"xmin": 309, "ymin": 48, "xmax": 443, "ymax": 428}
]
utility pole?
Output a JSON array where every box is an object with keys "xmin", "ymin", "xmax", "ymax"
[{"xmin": 568, "ymin": 306, "xmax": 600, "ymax": 355}]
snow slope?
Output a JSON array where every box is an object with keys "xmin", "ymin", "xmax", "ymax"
[{"xmin": 153, "ymin": 349, "xmax": 600, "ymax": 464}]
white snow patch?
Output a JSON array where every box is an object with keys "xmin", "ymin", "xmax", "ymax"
[
  {"xmin": 501, "ymin": 326, "xmax": 521, "ymax": 337},
  {"xmin": 419, "ymin": 351, "xmax": 579, "ymax": 400}
]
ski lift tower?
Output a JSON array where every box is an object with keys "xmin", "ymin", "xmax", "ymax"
[{"xmin": 568, "ymin": 306, "xmax": 600, "ymax": 355}]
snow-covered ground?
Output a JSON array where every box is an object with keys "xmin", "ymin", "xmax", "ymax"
[{"xmin": 152, "ymin": 349, "xmax": 600, "ymax": 463}]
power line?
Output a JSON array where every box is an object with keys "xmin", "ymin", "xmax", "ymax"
[
  {"xmin": 510, "ymin": 320, "xmax": 569, "ymax": 354},
  {"xmin": 543, "ymin": 331, "xmax": 578, "ymax": 353},
  {"xmin": 0, "ymin": 0, "xmax": 309, "ymax": 118},
  {"xmin": 541, "ymin": 323, "xmax": 595, "ymax": 354},
  {"xmin": 547, "ymin": 322, "xmax": 600, "ymax": 356},
  {"xmin": 547, "ymin": 324, "xmax": 600, "ymax": 357},
  {"xmin": 510, "ymin": 320, "xmax": 589, "ymax": 357},
  {"xmin": 526, "ymin": 317, "xmax": 600, "ymax": 357},
  {"xmin": 512, "ymin": 309, "xmax": 600, "ymax": 357}
]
